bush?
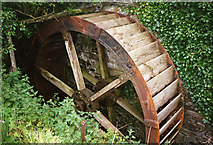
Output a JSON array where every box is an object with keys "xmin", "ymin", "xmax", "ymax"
[
  {"xmin": 1, "ymin": 69, "xmax": 138, "ymax": 143},
  {"xmin": 125, "ymin": 2, "xmax": 213, "ymax": 124}
]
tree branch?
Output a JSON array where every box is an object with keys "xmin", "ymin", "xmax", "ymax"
[
  {"xmin": 8, "ymin": 36, "xmax": 17, "ymax": 72},
  {"xmin": 14, "ymin": 9, "xmax": 36, "ymax": 19}
]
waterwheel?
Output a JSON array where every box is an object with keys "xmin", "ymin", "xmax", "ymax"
[{"xmin": 29, "ymin": 11, "xmax": 184, "ymax": 144}]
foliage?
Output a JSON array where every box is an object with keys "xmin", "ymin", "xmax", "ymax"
[
  {"xmin": 1, "ymin": 2, "xmax": 83, "ymax": 56},
  {"xmin": 1, "ymin": 2, "xmax": 140, "ymax": 143},
  {"xmin": 124, "ymin": 2, "xmax": 213, "ymax": 124},
  {"xmin": 1, "ymin": 69, "xmax": 137, "ymax": 143}
]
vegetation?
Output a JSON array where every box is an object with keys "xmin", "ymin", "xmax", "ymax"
[
  {"xmin": 1, "ymin": 69, "xmax": 135, "ymax": 143},
  {"xmin": 124, "ymin": 2, "xmax": 213, "ymax": 124},
  {"xmin": 1, "ymin": 1, "xmax": 212, "ymax": 143}
]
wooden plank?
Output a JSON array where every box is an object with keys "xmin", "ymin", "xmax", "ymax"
[
  {"xmin": 76, "ymin": 12, "xmax": 105, "ymax": 19},
  {"xmin": 119, "ymin": 31, "xmax": 151, "ymax": 48},
  {"xmin": 84, "ymin": 13, "xmax": 117, "ymax": 23},
  {"xmin": 138, "ymin": 53, "xmax": 168, "ymax": 82},
  {"xmin": 168, "ymin": 130, "xmax": 180, "ymax": 144},
  {"xmin": 39, "ymin": 67, "xmax": 75, "ymax": 97},
  {"xmin": 153, "ymin": 79, "xmax": 179, "ymax": 110},
  {"xmin": 106, "ymin": 23, "xmax": 141, "ymax": 42},
  {"xmin": 90, "ymin": 78, "xmax": 122, "ymax": 101},
  {"xmin": 95, "ymin": 17, "xmax": 130, "ymax": 30},
  {"xmin": 158, "ymin": 93, "xmax": 182, "ymax": 123},
  {"xmin": 160, "ymin": 108, "xmax": 182, "ymax": 135},
  {"xmin": 94, "ymin": 111, "xmax": 124, "ymax": 137},
  {"xmin": 129, "ymin": 41, "xmax": 161, "ymax": 66},
  {"xmin": 116, "ymin": 98, "xmax": 144, "ymax": 124},
  {"xmin": 63, "ymin": 31, "xmax": 86, "ymax": 90},
  {"xmin": 147, "ymin": 66, "xmax": 174, "ymax": 96},
  {"xmin": 124, "ymin": 37, "xmax": 153, "ymax": 52},
  {"xmin": 97, "ymin": 41, "xmax": 109, "ymax": 79},
  {"xmin": 160, "ymin": 120, "xmax": 181, "ymax": 144}
]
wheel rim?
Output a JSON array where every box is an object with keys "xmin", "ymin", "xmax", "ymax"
[{"xmin": 29, "ymin": 11, "xmax": 184, "ymax": 144}]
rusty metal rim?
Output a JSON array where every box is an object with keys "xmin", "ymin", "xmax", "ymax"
[{"xmin": 31, "ymin": 11, "xmax": 184, "ymax": 144}]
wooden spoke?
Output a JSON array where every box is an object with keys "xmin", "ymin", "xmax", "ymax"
[
  {"xmin": 116, "ymin": 98, "xmax": 144, "ymax": 124},
  {"xmin": 90, "ymin": 76, "xmax": 126, "ymax": 102},
  {"xmin": 63, "ymin": 31, "xmax": 85, "ymax": 90},
  {"xmin": 66, "ymin": 59, "xmax": 98, "ymax": 86},
  {"xmin": 107, "ymin": 105, "xmax": 116, "ymax": 125},
  {"xmin": 96, "ymin": 41, "xmax": 109, "ymax": 79},
  {"xmin": 94, "ymin": 111, "xmax": 124, "ymax": 137},
  {"xmin": 82, "ymin": 70, "xmax": 98, "ymax": 85},
  {"xmin": 39, "ymin": 67, "xmax": 75, "ymax": 97}
]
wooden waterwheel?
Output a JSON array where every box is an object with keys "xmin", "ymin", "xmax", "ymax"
[{"xmin": 30, "ymin": 12, "xmax": 184, "ymax": 144}]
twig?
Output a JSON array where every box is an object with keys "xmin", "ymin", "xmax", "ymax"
[
  {"xmin": 112, "ymin": 128, "xmax": 118, "ymax": 144},
  {"xmin": 14, "ymin": 9, "xmax": 35, "ymax": 19},
  {"xmin": 20, "ymin": 5, "xmax": 98, "ymax": 24},
  {"xmin": 20, "ymin": 11, "xmax": 70, "ymax": 24},
  {"xmin": 118, "ymin": 123, "xmax": 132, "ymax": 130}
]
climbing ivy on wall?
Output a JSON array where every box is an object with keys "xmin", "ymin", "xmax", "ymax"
[{"xmin": 125, "ymin": 2, "xmax": 213, "ymax": 124}]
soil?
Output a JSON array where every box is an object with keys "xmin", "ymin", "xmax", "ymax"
[{"xmin": 174, "ymin": 87, "xmax": 212, "ymax": 144}]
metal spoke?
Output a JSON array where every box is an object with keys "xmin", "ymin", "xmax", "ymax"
[
  {"xmin": 116, "ymin": 98, "xmax": 144, "ymax": 124},
  {"xmin": 38, "ymin": 67, "xmax": 75, "ymax": 97},
  {"xmin": 62, "ymin": 31, "xmax": 85, "ymax": 90}
]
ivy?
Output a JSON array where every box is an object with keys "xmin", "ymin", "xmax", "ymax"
[{"xmin": 125, "ymin": 2, "xmax": 213, "ymax": 124}]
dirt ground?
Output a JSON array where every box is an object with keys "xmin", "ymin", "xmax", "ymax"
[{"xmin": 174, "ymin": 87, "xmax": 212, "ymax": 144}]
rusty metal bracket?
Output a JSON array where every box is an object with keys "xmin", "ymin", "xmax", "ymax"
[{"xmin": 144, "ymin": 119, "xmax": 159, "ymax": 129}]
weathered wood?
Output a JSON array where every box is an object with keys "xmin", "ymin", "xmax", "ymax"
[
  {"xmin": 84, "ymin": 13, "xmax": 117, "ymax": 23},
  {"xmin": 160, "ymin": 108, "xmax": 182, "ymax": 135},
  {"xmin": 106, "ymin": 23, "xmax": 141, "ymax": 42},
  {"xmin": 116, "ymin": 98, "xmax": 144, "ymax": 124},
  {"xmin": 153, "ymin": 79, "xmax": 178, "ymax": 110},
  {"xmin": 124, "ymin": 37, "xmax": 153, "ymax": 52},
  {"xmin": 138, "ymin": 53, "xmax": 168, "ymax": 82},
  {"xmin": 90, "ymin": 78, "xmax": 122, "ymax": 101},
  {"xmin": 39, "ymin": 67, "xmax": 74, "ymax": 96},
  {"xmin": 115, "ymin": 79, "xmax": 128, "ymax": 89},
  {"xmin": 109, "ymin": 69, "xmax": 124, "ymax": 77},
  {"xmin": 119, "ymin": 31, "xmax": 151, "ymax": 48},
  {"xmin": 147, "ymin": 66, "xmax": 174, "ymax": 96},
  {"xmin": 95, "ymin": 17, "xmax": 130, "ymax": 30},
  {"xmin": 129, "ymin": 41, "xmax": 161, "ymax": 66},
  {"xmin": 77, "ymin": 12, "xmax": 105, "ymax": 19},
  {"xmin": 82, "ymin": 70, "xmax": 98, "ymax": 85},
  {"xmin": 94, "ymin": 111, "xmax": 124, "ymax": 137},
  {"xmin": 96, "ymin": 41, "xmax": 109, "ymax": 79},
  {"xmin": 160, "ymin": 120, "xmax": 181, "ymax": 144},
  {"xmin": 158, "ymin": 93, "xmax": 182, "ymax": 123},
  {"xmin": 66, "ymin": 60, "xmax": 98, "ymax": 86},
  {"xmin": 107, "ymin": 105, "xmax": 116, "ymax": 125},
  {"xmin": 63, "ymin": 31, "xmax": 86, "ymax": 90}
]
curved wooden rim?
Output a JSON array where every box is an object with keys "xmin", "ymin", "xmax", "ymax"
[{"xmin": 31, "ymin": 11, "xmax": 184, "ymax": 144}]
